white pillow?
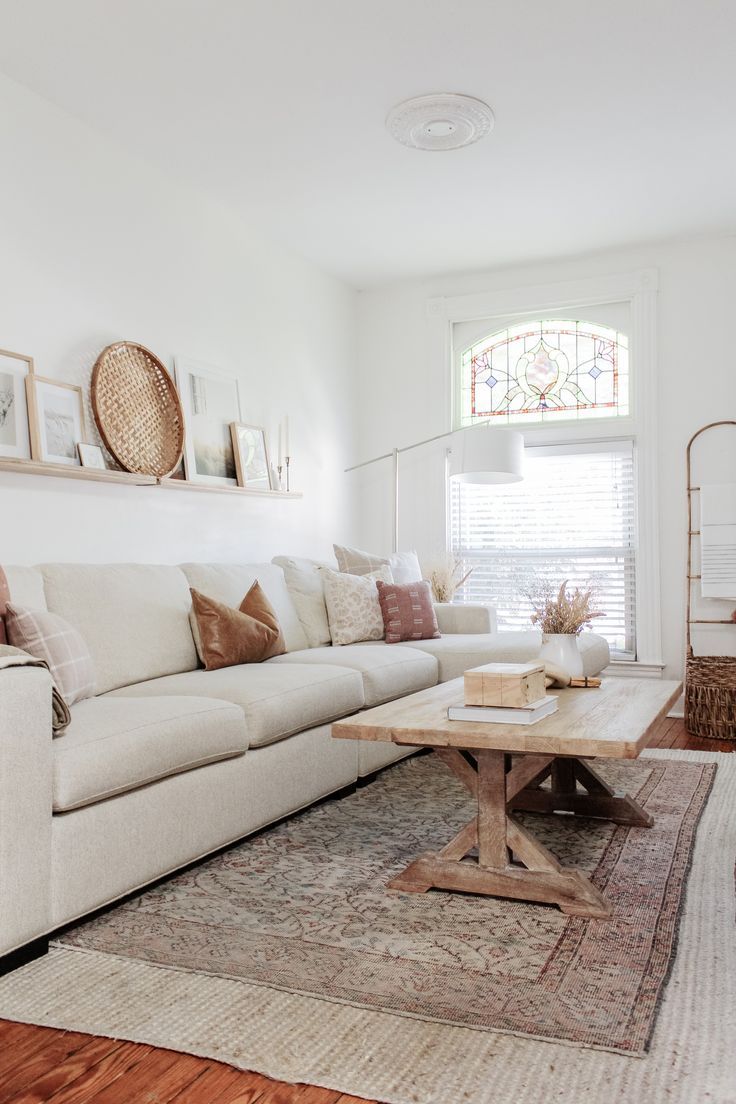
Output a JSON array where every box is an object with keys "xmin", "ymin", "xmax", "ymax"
[
  {"xmin": 276, "ymin": 559, "xmax": 331, "ymax": 648},
  {"xmin": 321, "ymin": 566, "xmax": 393, "ymax": 646},
  {"xmin": 388, "ymin": 550, "xmax": 423, "ymax": 585},
  {"xmin": 333, "ymin": 543, "xmax": 421, "ymax": 584}
]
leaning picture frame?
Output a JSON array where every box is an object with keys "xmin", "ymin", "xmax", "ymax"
[
  {"xmin": 230, "ymin": 422, "xmax": 272, "ymax": 490},
  {"xmin": 77, "ymin": 442, "xmax": 107, "ymax": 470},
  {"xmin": 26, "ymin": 375, "xmax": 86, "ymax": 466},
  {"xmin": 175, "ymin": 357, "xmax": 242, "ymax": 486},
  {"xmin": 0, "ymin": 348, "xmax": 33, "ymax": 461}
]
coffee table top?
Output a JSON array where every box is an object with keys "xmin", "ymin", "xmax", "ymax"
[{"xmin": 333, "ymin": 676, "xmax": 682, "ymax": 759}]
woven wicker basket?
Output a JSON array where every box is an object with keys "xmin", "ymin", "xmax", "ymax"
[
  {"xmin": 685, "ymin": 654, "xmax": 736, "ymax": 741},
  {"xmin": 91, "ymin": 342, "xmax": 184, "ymax": 478}
]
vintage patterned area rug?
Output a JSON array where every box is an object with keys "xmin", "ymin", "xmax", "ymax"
[{"xmin": 57, "ymin": 754, "xmax": 714, "ymax": 1055}]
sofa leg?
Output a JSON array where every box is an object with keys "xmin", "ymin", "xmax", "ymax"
[{"xmin": 0, "ymin": 936, "xmax": 49, "ymax": 977}]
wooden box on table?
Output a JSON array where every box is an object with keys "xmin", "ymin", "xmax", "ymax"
[{"xmin": 463, "ymin": 662, "xmax": 546, "ymax": 708}]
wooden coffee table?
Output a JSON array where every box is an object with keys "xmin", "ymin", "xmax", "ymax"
[{"xmin": 333, "ymin": 677, "xmax": 682, "ymax": 919}]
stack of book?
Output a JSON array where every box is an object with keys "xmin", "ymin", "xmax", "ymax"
[{"xmin": 448, "ymin": 661, "xmax": 558, "ymax": 725}]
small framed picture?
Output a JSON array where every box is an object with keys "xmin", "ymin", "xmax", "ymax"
[
  {"xmin": 0, "ymin": 348, "xmax": 33, "ymax": 461},
  {"xmin": 26, "ymin": 375, "xmax": 86, "ymax": 466},
  {"xmin": 230, "ymin": 422, "xmax": 272, "ymax": 490},
  {"xmin": 77, "ymin": 442, "xmax": 107, "ymax": 470}
]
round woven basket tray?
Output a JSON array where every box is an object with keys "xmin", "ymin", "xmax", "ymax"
[{"xmin": 91, "ymin": 342, "xmax": 185, "ymax": 477}]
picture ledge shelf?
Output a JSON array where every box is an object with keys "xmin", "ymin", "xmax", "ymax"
[{"xmin": 0, "ymin": 458, "xmax": 301, "ymax": 497}]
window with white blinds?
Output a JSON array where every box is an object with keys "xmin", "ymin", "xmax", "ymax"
[{"xmin": 450, "ymin": 441, "xmax": 637, "ymax": 659}]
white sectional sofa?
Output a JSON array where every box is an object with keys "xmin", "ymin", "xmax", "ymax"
[{"xmin": 0, "ymin": 560, "xmax": 610, "ymax": 966}]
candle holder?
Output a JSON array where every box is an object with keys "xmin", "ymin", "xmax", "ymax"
[
  {"xmin": 277, "ymin": 464, "xmax": 283, "ymax": 491},
  {"xmin": 285, "ymin": 455, "xmax": 291, "ymax": 493}
]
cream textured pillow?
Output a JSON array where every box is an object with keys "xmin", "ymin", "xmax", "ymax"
[
  {"xmin": 275, "ymin": 558, "xmax": 331, "ymax": 648},
  {"xmin": 321, "ymin": 566, "xmax": 393, "ymax": 646},
  {"xmin": 333, "ymin": 543, "xmax": 421, "ymax": 584},
  {"xmin": 5, "ymin": 604, "xmax": 96, "ymax": 706}
]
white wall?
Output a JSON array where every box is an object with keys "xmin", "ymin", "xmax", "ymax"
[
  {"xmin": 354, "ymin": 236, "xmax": 736, "ymax": 678},
  {"xmin": 0, "ymin": 73, "xmax": 357, "ymax": 565}
]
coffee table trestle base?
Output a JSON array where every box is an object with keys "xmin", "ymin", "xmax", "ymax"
[
  {"xmin": 387, "ymin": 749, "xmax": 654, "ymax": 918},
  {"xmin": 333, "ymin": 677, "xmax": 681, "ymax": 921}
]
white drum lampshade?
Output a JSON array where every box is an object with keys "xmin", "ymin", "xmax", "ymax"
[{"xmin": 449, "ymin": 425, "xmax": 524, "ymax": 484}]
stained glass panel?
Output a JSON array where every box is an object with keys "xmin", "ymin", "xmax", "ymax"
[{"xmin": 458, "ymin": 320, "xmax": 629, "ymax": 427}]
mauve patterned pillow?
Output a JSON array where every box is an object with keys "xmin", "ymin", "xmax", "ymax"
[{"xmin": 375, "ymin": 580, "xmax": 441, "ymax": 644}]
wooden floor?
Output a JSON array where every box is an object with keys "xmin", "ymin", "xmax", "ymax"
[{"xmin": 0, "ymin": 718, "xmax": 729, "ymax": 1104}]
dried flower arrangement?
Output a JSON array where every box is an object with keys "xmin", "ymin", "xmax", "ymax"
[
  {"xmin": 528, "ymin": 580, "xmax": 605, "ymax": 636},
  {"xmin": 427, "ymin": 555, "xmax": 473, "ymax": 603}
]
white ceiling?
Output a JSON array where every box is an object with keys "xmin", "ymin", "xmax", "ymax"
[{"xmin": 1, "ymin": 0, "xmax": 735, "ymax": 288}]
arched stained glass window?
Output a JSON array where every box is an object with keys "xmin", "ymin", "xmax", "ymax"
[{"xmin": 458, "ymin": 320, "xmax": 629, "ymax": 427}]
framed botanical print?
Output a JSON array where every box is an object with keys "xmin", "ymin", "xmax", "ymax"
[
  {"xmin": 26, "ymin": 375, "xmax": 86, "ymax": 466},
  {"xmin": 175, "ymin": 358, "xmax": 242, "ymax": 486},
  {"xmin": 0, "ymin": 348, "xmax": 33, "ymax": 461},
  {"xmin": 230, "ymin": 422, "xmax": 272, "ymax": 490}
]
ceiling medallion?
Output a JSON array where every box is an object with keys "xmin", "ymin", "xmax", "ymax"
[{"xmin": 386, "ymin": 93, "xmax": 494, "ymax": 151}]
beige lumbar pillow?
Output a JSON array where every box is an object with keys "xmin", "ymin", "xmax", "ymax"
[
  {"xmin": 320, "ymin": 566, "xmax": 393, "ymax": 646},
  {"xmin": 333, "ymin": 542, "xmax": 421, "ymax": 585}
]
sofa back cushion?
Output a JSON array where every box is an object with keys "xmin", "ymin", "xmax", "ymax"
[
  {"xmin": 3, "ymin": 566, "xmax": 47, "ymax": 610},
  {"xmin": 1, "ymin": 565, "xmax": 47, "ymax": 644},
  {"xmin": 180, "ymin": 563, "xmax": 308, "ymax": 653},
  {"xmin": 40, "ymin": 564, "xmax": 198, "ymax": 695}
]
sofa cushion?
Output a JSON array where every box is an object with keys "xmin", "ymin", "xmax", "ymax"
[
  {"xmin": 54, "ymin": 695, "xmax": 247, "ymax": 812},
  {"xmin": 41, "ymin": 564, "xmax": 198, "ymax": 695},
  {"xmin": 180, "ymin": 563, "xmax": 308, "ymax": 653},
  {"xmin": 108, "ymin": 662, "xmax": 364, "ymax": 749},
  {"xmin": 269, "ymin": 643, "xmax": 438, "ymax": 707},
  {"xmin": 577, "ymin": 632, "xmax": 611, "ymax": 675},
  {"xmin": 403, "ymin": 631, "xmax": 610, "ymax": 682},
  {"xmin": 402, "ymin": 633, "xmax": 543, "ymax": 682}
]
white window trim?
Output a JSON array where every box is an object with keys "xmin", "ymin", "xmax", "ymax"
[{"xmin": 427, "ymin": 268, "xmax": 662, "ymax": 669}]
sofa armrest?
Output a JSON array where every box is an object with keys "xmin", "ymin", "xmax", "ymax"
[
  {"xmin": 434, "ymin": 603, "xmax": 498, "ymax": 635},
  {"xmin": 0, "ymin": 666, "xmax": 53, "ymax": 956}
]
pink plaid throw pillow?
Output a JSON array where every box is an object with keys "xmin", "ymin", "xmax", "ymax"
[
  {"xmin": 375, "ymin": 580, "xmax": 441, "ymax": 644},
  {"xmin": 6, "ymin": 604, "xmax": 96, "ymax": 706}
]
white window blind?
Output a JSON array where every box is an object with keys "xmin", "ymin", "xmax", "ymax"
[{"xmin": 450, "ymin": 441, "xmax": 637, "ymax": 659}]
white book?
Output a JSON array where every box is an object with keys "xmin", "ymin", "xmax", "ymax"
[{"xmin": 448, "ymin": 696, "xmax": 558, "ymax": 725}]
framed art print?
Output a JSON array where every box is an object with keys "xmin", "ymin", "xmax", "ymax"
[
  {"xmin": 230, "ymin": 422, "xmax": 272, "ymax": 490},
  {"xmin": 77, "ymin": 442, "xmax": 107, "ymax": 470},
  {"xmin": 0, "ymin": 348, "xmax": 33, "ymax": 461},
  {"xmin": 175, "ymin": 358, "xmax": 242, "ymax": 486},
  {"xmin": 26, "ymin": 375, "xmax": 86, "ymax": 466}
]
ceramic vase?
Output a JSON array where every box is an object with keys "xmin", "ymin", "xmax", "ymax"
[{"xmin": 539, "ymin": 633, "xmax": 584, "ymax": 680}]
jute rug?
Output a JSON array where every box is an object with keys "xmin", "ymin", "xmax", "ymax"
[
  {"xmin": 0, "ymin": 749, "xmax": 733, "ymax": 1104},
  {"xmin": 57, "ymin": 751, "xmax": 713, "ymax": 1054}
]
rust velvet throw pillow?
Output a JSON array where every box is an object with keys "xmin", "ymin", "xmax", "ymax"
[
  {"xmin": 190, "ymin": 582, "xmax": 286, "ymax": 670},
  {"xmin": 375, "ymin": 580, "xmax": 441, "ymax": 644}
]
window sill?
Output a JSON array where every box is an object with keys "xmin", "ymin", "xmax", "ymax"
[{"xmin": 603, "ymin": 660, "xmax": 666, "ymax": 679}]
